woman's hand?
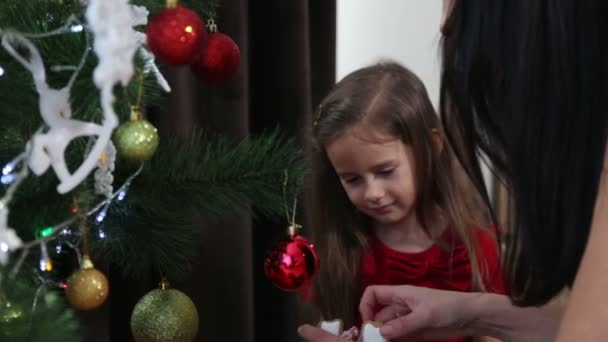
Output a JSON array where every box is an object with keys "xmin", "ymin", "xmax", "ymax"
[
  {"xmin": 360, "ymin": 285, "xmax": 478, "ymax": 340},
  {"xmin": 360, "ymin": 285, "xmax": 560, "ymax": 342}
]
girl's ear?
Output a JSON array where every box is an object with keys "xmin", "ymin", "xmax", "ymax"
[{"xmin": 431, "ymin": 128, "xmax": 445, "ymax": 154}]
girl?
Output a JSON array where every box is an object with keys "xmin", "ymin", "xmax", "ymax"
[{"xmin": 305, "ymin": 61, "xmax": 503, "ymax": 342}]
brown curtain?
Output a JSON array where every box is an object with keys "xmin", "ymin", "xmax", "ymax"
[{"xmin": 84, "ymin": 1, "xmax": 336, "ymax": 341}]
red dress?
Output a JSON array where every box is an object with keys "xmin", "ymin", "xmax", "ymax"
[{"xmin": 359, "ymin": 228, "xmax": 505, "ymax": 342}]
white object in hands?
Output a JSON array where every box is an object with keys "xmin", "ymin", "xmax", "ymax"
[
  {"xmin": 360, "ymin": 321, "xmax": 387, "ymax": 342},
  {"xmin": 319, "ymin": 319, "xmax": 384, "ymax": 341},
  {"xmin": 1, "ymin": 32, "xmax": 116, "ymax": 194},
  {"xmin": 320, "ymin": 319, "xmax": 343, "ymax": 336}
]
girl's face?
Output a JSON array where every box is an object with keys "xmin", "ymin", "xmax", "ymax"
[{"xmin": 325, "ymin": 123, "xmax": 418, "ymax": 229}]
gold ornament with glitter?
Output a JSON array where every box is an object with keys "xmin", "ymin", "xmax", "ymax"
[
  {"xmin": 130, "ymin": 279, "xmax": 199, "ymax": 342},
  {"xmin": 114, "ymin": 107, "xmax": 159, "ymax": 162},
  {"xmin": 65, "ymin": 255, "xmax": 109, "ymax": 310}
]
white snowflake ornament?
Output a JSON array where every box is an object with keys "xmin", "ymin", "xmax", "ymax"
[
  {"xmin": 94, "ymin": 141, "xmax": 117, "ymax": 197},
  {"xmin": 0, "ymin": 205, "xmax": 22, "ymax": 265}
]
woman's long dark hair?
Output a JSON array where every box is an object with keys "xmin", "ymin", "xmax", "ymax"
[{"xmin": 441, "ymin": 0, "xmax": 608, "ymax": 305}]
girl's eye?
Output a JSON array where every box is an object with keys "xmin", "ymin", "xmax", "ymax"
[
  {"xmin": 379, "ymin": 168, "xmax": 394, "ymax": 176},
  {"xmin": 343, "ymin": 176, "xmax": 361, "ymax": 184}
]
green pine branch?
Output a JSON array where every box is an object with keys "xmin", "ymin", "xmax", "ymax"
[
  {"xmin": 89, "ymin": 129, "xmax": 304, "ymax": 281},
  {"xmin": 2, "ymin": 129, "xmax": 304, "ymax": 281},
  {"xmin": 0, "ymin": 275, "xmax": 80, "ymax": 342},
  {"xmin": 0, "ymin": 0, "xmax": 301, "ymax": 340},
  {"xmin": 134, "ymin": 128, "xmax": 304, "ymax": 220}
]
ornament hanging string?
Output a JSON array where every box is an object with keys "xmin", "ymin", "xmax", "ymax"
[
  {"xmin": 136, "ymin": 68, "xmax": 145, "ymax": 108},
  {"xmin": 75, "ymin": 197, "xmax": 90, "ymax": 258},
  {"xmin": 131, "ymin": 68, "xmax": 145, "ymax": 121},
  {"xmin": 264, "ymin": 172, "xmax": 319, "ymax": 291},
  {"xmin": 282, "ymin": 170, "xmax": 299, "ymax": 236},
  {"xmin": 205, "ymin": 0, "xmax": 220, "ymax": 23}
]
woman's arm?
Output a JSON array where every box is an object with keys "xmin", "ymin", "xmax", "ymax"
[
  {"xmin": 555, "ymin": 156, "xmax": 608, "ymax": 341},
  {"xmin": 357, "ymin": 286, "xmax": 561, "ymax": 342},
  {"xmin": 467, "ymin": 292, "xmax": 561, "ymax": 342},
  {"xmin": 298, "ymin": 288, "xmax": 562, "ymax": 341}
]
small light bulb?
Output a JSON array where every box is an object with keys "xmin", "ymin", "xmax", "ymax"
[
  {"xmin": 39, "ymin": 259, "xmax": 53, "ymax": 272},
  {"xmin": 2, "ymin": 161, "xmax": 15, "ymax": 175},
  {"xmin": 40, "ymin": 244, "xmax": 52, "ymax": 271},
  {"xmin": 70, "ymin": 24, "xmax": 84, "ymax": 33},
  {"xmin": 96, "ymin": 206, "xmax": 108, "ymax": 223},
  {"xmin": 1, "ymin": 174, "xmax": 16, "ymax": 185}
]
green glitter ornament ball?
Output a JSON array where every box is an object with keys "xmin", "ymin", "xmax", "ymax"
[
  {"xmin": 0, "ymin": 293, "xmax": 26, "ymax": 341},
  {"xmin": 130, "ymin": 286, "xmax": 199, "ymax": 342},
  {"xmin": 114, "ymin": 120, "xmax": 159, "ymax": 162}
]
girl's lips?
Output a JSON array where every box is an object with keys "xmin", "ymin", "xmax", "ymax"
[{"xmin": 370, "ymin": 203, "xmax": 393, "ymax": 214}]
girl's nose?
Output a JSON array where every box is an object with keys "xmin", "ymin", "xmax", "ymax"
[{"xmin": 364, "ymin": 181, "xmax": 384, "ymax": 203}]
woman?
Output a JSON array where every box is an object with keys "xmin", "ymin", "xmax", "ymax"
[{"xmin": 299, "ymin": 0, "xmax": 608, "ymax": 340}]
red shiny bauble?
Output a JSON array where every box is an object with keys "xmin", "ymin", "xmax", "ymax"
[
  {"xmin": 191, "ymin": 32, "xmax": 240, "ymax": 84},
  {"xmin": 264, "ymin": 234, "xmax": 319, "ymax": 291},
  {"xmin": 146, "ymin": 7, "xmax": 206, "ymax": 65}
]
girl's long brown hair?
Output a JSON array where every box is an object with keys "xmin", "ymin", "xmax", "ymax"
[{"xmin": 307, "ymin": 61, "xmax": 490, "ymax": 326}]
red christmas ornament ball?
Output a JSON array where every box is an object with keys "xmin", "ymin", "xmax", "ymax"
[
  {"xmin": 147, "ymin": 6, "xmax": 206, "ymax": 65},
  {"xmin": 191, "ymin": 32, "xmax": 240, "ymax": 84},
  {"xmin": 264, "ymin": 234, "xmax": 319, "ymax": 291}
]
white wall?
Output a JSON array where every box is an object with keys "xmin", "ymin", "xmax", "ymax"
[{"xmin": 336, "ymin": 0, "xmax": 443, "ymax": 106}]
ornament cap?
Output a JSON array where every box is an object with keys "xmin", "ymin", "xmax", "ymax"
[
  {"xmin": 287, "ymin": 224, "xmax": 301, "ymax": 237},
  {"xmin": 82, "ymin": 255, "xmax": 94, "ymax": 269},
  {"xmin": 159, "ymin": 278, "xmax": 170, "ymax": 290},
  {"xmin": 207, "ymin": 19, "xmax": 218, "ymax": 33},
  {"xmin": 166, "ymin": 0, "xmax": 178, "ymax": 8},
  {"xmin": 130, "ymin": 106, "xmax": 143, "ymax": 121}
]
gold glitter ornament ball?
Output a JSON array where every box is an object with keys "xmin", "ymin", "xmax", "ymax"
[
  {"xmin": 114, "ymin": 119, "xmax": 159, "ymax": 162},
  {"xmin": 65, "ymin": 263, "xmax": 109, "ymax": 310},
  {"xmin": 131, "ymin": 287, "xmax": 199, "ymax": 342}
]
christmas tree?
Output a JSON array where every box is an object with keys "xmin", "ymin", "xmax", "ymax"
[{"xmin": 0, "ymin": 0, "xmax": 303, "ymax": 341}]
